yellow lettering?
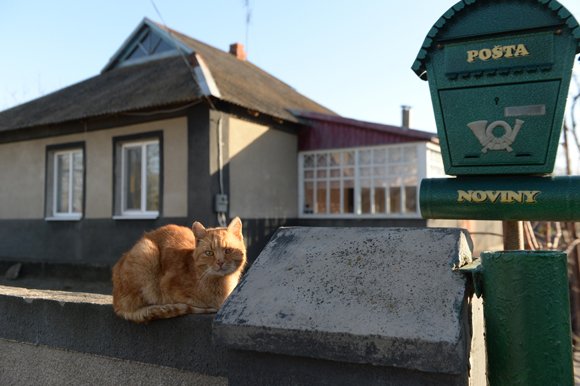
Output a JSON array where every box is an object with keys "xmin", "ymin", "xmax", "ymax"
[
  {"xmin": 479, "ymin": 48, "xmax": 492, "ymax": 61},
  {"xmin": 507, "ymin": 191, "xmax": 523, "ymax": 203},
  {"xmin": 457, "ymin": 190, "xmax": 472, "ymax": 202},
  {"xmin": 522, "ymin": 190, "xmax": 541, "ymax": 203},
  {"xmin": 457, "ymin": 190, "xmax": 541, "ymax": 204},
  {"xmin": 466, "ymin": 50, "xmax": 479, "ymax": 63},
  {"xmin": 503, "ymin": 45, "xmax": 516, "ymax": 58},
  {"xmin": 514, "ymin": 43, "xmax": 529, "ymax": 57},
  {"xmin": 472, "ymin": 191, "xmax": 487, "ymax": 203},
  {"xmin": 500, "ymin": 191, "xmax": 510, "ymax": 203},
  {"xmin": 486, "ymin": 190, "xmax": 501, "ymax": 203},
  {"xmin": 492, "ymin": 45, "xmax": 503, "ymax": 59},
  {"xmin": 467, "ymin": 43, "xmax": 530, "ymax": 63}
]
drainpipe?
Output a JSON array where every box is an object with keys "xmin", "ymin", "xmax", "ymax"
[{"xmin": 216, "ymin": 115, "xmax": 227, "ymax": 227}]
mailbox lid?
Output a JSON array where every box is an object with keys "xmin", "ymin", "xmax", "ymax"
[{"xmin": 412, "ymin": 0, "xmax": 580, "ymax": 80}]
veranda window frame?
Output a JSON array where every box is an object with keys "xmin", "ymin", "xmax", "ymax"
[{"xmin": 298, "ymin": 143, "xmax": 435, "ymax": 219}]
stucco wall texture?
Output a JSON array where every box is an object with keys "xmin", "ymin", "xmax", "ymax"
[{"xmin": 0, "ymin": 117, "xmax": 188, "ymax": 220}]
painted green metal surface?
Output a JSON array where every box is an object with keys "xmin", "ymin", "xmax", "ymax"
[
  {"xmin": 420, "ymin": 175, "xmax": 580, "ymax": 221},
  {"xmin": 479, "ymin": 251, "xmax": 573, "ymax": 385},
  {"xmin": 412, "ymin": 0, "xmax": 580, "ymax": 175},
  {"xmin": 412, "ymin": 0, "xmax": 580, "ymax": 78},
  {"xmin": 414, "ymin": 3, "xmax": 579, "ymax": 385}
]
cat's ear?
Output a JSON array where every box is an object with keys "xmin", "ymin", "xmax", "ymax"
[
  {"xmin": 192, "ymin": 222, "xmax": 207, "ymax": 240},
  {"xmin": 227, "ymin": 217, "xmax": 243, "ymax": 240}
]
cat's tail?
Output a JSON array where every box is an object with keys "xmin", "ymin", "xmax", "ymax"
[{"xmin": 115, "ymin": 304, "xmax": 218, "ymax": 324}]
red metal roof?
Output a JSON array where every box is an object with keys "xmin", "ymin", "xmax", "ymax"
[{"xmin": 294, "ymin": 111, "xmax": 438, "ymax": 151}]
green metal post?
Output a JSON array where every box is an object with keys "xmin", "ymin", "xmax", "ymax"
[{"xmin": 479, "ymin": 251, "xmax": 573, "ymax": 385}]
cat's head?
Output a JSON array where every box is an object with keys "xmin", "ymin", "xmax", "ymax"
[{"xmin": 192, "ymin": 217, "xmax": 247, "ymax": 278}]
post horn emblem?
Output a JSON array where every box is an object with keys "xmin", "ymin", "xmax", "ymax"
[{"xmin": 467, "ymin": 119, "xmax": 524, "ymax": 153}]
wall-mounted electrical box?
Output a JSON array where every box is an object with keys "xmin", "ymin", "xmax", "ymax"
[{"xmin": 214, "ymin": 194, "xmax": 229, "ymax": 213}]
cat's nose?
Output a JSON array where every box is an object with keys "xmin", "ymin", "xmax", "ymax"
[{"xmin": 217, "ymin": 260, "xmax": 224, "ymax": 268}]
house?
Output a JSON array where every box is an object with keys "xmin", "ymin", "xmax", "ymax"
[
  {"xmin": 296, "ymin": 111, "xmax": 441, "ymax": 221},
  {"xmin": 0, "ymin": 18, "xmax": 500, "ymax": 266}
]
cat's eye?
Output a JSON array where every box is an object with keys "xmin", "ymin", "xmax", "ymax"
[
  {"xmin": 205, "ymin": 250, "xmax": 214, "ymax": 256},
  {"xmin": 224, "ymin": 248, "xmax": 233, "ymax": 254}
]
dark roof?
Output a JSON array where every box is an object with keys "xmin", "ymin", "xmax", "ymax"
[
  {"xmin": 165, "ymin": 25, "xmax": 335, "ymax": 122},
  {"xmin": 0, "ymin": 19, "xmax": 335, "ymax": 133},
  {"xmin": 295, "ymin": 111, "xmax": 438, "ymax": 151},
  {"xmin": 0, "ymin": 56, "xmax": 201, "ymax": 132}
]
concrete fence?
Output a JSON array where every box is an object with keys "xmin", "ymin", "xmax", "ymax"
[{"xmin": 0, "ymin": 227, "xmax": 484, "ymax": 385}]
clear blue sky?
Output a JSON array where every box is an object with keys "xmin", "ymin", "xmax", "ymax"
[{"xmin": 1, "ymin": 0, "xmax": 579, "ymax": 135}]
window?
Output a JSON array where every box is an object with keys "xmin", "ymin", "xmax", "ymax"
[
  {"xmin": 114, "ymin": 134, "xmax": 161, "ymax": 219},
  {"xmin": 45, "ymin": 145, "xmax": 84, "ymax": 220},
  {"xmin": 299, "ymin": 144, "xmax": 429, "ymax": 218},
  {"xmin": 427, "ymin": 143, "xmax": 446, "ymax": 177},
  {"xmin": 124, "ymin": 29, "xmax": 175, "ymax": 63}
]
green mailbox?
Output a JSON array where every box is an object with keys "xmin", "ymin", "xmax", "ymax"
[
  {"xmin": 412, "ymin": 0, "xmax": 580, "ymax": 175},
  {"xmin": 414, "ymin": 2, "xmax": 580, "ymax": 383}
]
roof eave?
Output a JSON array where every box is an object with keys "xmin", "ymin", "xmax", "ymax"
[
  {"xmin": 0, "ymin": 98, "xmax": 204, "ymax": 136},
  {"xmin": 293, "ymin": 110, "xmax": 438, "ymax": 142},
  {"xmin": 189, "ymin": 53, "xmax": 221, "ymax": 99}
]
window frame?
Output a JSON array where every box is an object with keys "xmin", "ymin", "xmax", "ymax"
[
  {"xmin": 119, "ymin": 27, "xmax": 178, "ymax": 67},
  {"xmin": 113, "ymin": 132, "xmax": 163, "ymax": 220},
  {"xmin": 45, "ymin": 142, "xmax": 85, "ymax": 221},
  {"xmin": 298, "ymin": 142, "xmax": 433, "ymax": 219}
]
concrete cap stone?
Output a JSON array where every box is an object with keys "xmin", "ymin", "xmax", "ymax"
[
  {"xmin": 0, "ymin": 285, "xmax": 112, "ymax": 305},
  {"xmin": 213, "ymin": 227, "xmax": 473, "ymax": 374}
]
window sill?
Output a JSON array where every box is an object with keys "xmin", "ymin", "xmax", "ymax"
[
  {"xmin": 113, "ymin": 213, "xmax": 159, "ymax": 220},
  {"xmin": 45, "ymin": 214, "xmax": 83, "ymax": 222}
]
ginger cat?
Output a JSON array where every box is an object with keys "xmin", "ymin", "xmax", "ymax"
[{"xmin": 112, "ymin": 217, "xmax": 246, "ymax": 323}]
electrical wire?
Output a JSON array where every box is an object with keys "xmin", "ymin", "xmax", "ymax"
[
  {"xmin": 150, "ymin": 0, "xmax": 217, "ymax": 110},
  {"xmin": 121, "ymin": 101, "xmax": 202, "ymax": 116},
  {"xmin": 150, "ymin": 0, "xmax": 227, "ymax": 226}
]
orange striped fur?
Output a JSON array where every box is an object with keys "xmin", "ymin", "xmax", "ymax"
[{"xmin": 112, "ymin": 218, "xmax": 246, "ymax": 323}]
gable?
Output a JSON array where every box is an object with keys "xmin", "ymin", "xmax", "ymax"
[
  {"xmin": 123, "ymin": 29, "xmax": 174, "ymax": 61},
  {"xmin": 102, "ymin": 18, "xmax": 192, "ymax": 72}
]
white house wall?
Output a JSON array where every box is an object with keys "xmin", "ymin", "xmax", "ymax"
[
  {"xmin": 227, "ymin": 116, "xmax": 298, "ymax": 219},
  {"xmin": 0, "ymin": 140, "xmax": 46, "ymax": 219},
  {"xmin": 0, "ymin": 117, "xmax": 188, "ymax": 220}
]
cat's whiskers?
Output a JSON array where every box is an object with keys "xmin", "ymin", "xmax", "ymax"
[{"xmin": 198, "ymin": 267, "xmax": 212, "ymax": 281}]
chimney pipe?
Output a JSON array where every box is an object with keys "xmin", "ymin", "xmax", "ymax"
[
  {"xmin": 229, "ymin": 43, "xmax": 247, "ymax": 61},
  {"xmin": 401, "ymin": 105, "xmax": 411, "ymax": 129}
]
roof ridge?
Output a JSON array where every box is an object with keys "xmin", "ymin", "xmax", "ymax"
[
  {"xmin": 166, "ymin": 27, "xmax": 303, "ymax": 92},
  {"xmin": 143, "ymin": 20, "xmax": 337, "ymax": 114},
  {"xmin": 0, "ymin": 17, "xmax": 337, "ymax": 132},
  {"xmin": 163, "ymin": 25, "xmax": 337, "ymax": 115}
]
